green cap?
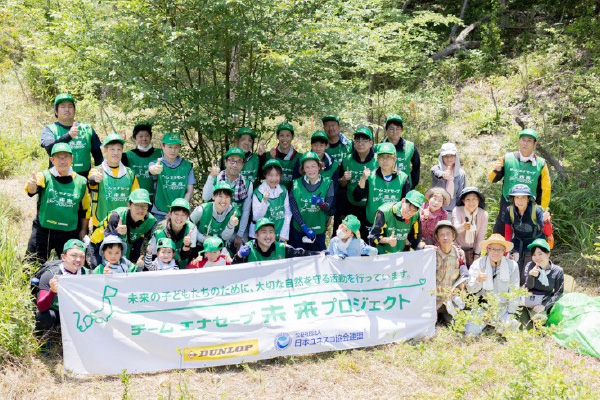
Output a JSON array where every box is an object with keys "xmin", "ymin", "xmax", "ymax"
[
  {"xmin": 224, "ymin": 146, "xmax": 245, "ymax": 160},
  {"xmin": 255, "ymin": 218, "xmax": 275, "ymax": 233},
  {"xmin": 376, "ymin": 142, "xmax": 396, "ymax": 156},
  {"xmin": 54, "ymin": 93, "xmax": 75, "ymax": 108},
  {"xmin": 527, "ymin": 238, "xmax": 551, "ymax": 253},
  {"xmin": 156, "ymin": 238, "xmax": 176, "ymax": 251},
  {"xmin": 128, "ymin": 188, "xmax": 151, "ymax": 205},
  {"xmin": 321, "ymin": 115, "xmax": 340, "ymax": 124},
  {"xmin": 300, "ymin": 151, "xmax": 320, "ymax": 165},
  {"xmin": 353, "ymin": 126, "xmax": 373, "ymax": 140},
  {"xmin": 519, "ymin": 128, "xmax": 538, "ymax": 141},
  {"xmin": 276, "ymin": 122, "xmax": 294, "ymax": 136},
  {"xmin": 201, "ymin": 236, "xmax": 224, "ymax": 253},
  {"xmin": 162, "ymin": 132, "xmax": 182, "ymax": 145},
  {"xmin": 262, "ymin": 158, "xmax": 283, "ymax": 171},
  {"xmin": 405, "ymin": 190, "xmax": 425, "ymax": 209},
  {"xmin": 169, "ymin": 198, "xmax": 190, "ymax": 212},
  {"xmin": 342, "ymin": 215, "xmax": 361, "ymax": 235},
  {"xmin": 236, "ymin": 127, "xmax": 257, "ymax": 139},
  {"xmin": 212, "ymin": 180, "xmax": 234, "ymax": 196},
  {"xmin": 385, "ymin": 114, "xmax": 404, "ymax": 128},
  {"xmin": 103, "ymin": 133, "xmax": 125, "ymax": 147},
  {"xmin": 310, "ymin": 130, "xmax": 329, "ymax": 143},
  {"xmin": 51, "ymin": 142, "xmax": 73, "ymax": 155},
  {"xmin": 63, "ymin": 238, "xmax": 86, "ymax": 253}
]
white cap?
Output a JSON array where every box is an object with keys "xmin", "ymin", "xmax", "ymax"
[{"xmin": 440, "ymin": 142, "xmax": 458, "ymax": 156}]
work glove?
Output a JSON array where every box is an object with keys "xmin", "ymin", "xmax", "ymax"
[
  {"xmin": 238, "ymin": 245, "xmax": 251, "ymax": 258},
  {"xmin": 311, "ymin": 196, "xmax": 324, "ymax": 206},
  {"xmin": 301, "ymin": 224, "xmax": 316, "ymax": 240}
]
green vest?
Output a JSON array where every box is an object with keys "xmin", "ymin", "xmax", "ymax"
[
  {"xmin": 241, "ymin": 153, "xmax": 259, "ymax": 186},
  {"xmin": 195, "ymin": 202, "xmax": 236, "ymax": 238},
  {"xmin": 291, "ymin": 177, "xmax": 332, "ymax": 234},
  {"xmin": 254, "ymin": 186, "xmax": 287, "ymax": 238},
  {"xmin": 95, "ymin": 167, "xmax": 136, "ymax": 224},
  {"xmin": 125, "ymin": 148, "xmax": 162, "ymax": 201},
  {"xmin": 395, "ymin": 140, "xmax": 415, "ymax": 186},
  {"xmin": 109, "ymin": 207, "xmax": 157, "ymax": 259},
  {"xmin": 342, "ymin": 154, "xmax": 377, "ymax": 206},
  {"xmin": 376, "ymin": 202, "xmax": 419, "ymax": 254},
  {"xmin": 325, "ymin": 139, "xmax": 353, "ymax": 165},
  {"xmin": 366, "ymin": 170, "xmax": 408, "ymax": 224},
  {"xmin": 248, "ymin": 240, "xmax": 286, "ymax": 262},
  {"xmin": 154, "ymin": 159, "xmax": 193, "ymax": 213},
  {"xmin": 38, "ymin": 170, "xmax": 87, "ymax": 231},
  {"xmin": 266, "ymin": 152, "xmax": 300, "ymax": 189},
  {"xmin": 153, "ymin": 220, "xmax": 195, "ymax": 264},
  {"xmin": 502, "ymin": 152, "xmax": 545, "ymax": 201},
  {"xmin": 47, "ymin": 123, "xmax": 93, "ymax": 173},
  {"xmin": 321, "ymin": 158, "xmax": 339, "ymax": 182}
]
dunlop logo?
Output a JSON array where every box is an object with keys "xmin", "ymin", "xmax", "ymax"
[{"xmin": 182, "ymin": 339, "xmax": 259, "ymax": 361}]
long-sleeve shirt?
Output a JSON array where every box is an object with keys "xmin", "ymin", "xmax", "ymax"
[
  {"xmin": 289, "ymin": 177, "xmax": 335, "ymax": 229},
  {"xmin": 202, "ymin": 175, "xmax": 253, "ymax": 238},
  {"xmin": 352, "ymin": 168, "xmax": 411, "ymax": 203},
  {"xmin": 383, "ymin": 137, "xmax": 421, "ymax": 189},
  {"xmin": 251, "ymin": 182, "xmax": 292, "ymax": 241},
  {"xmin": 232, "ymin": 241, "xmax": 321, "ymax": 263},
  {"xmin": 523, "ymin": 261, "xmax": 564, "ymax": 310},
  {"xmin": 189, "ymin": 203, "xmax": 236, "ymax": 243},
  {"xmin": 467, "ymin": 256, "xmax": 520, "ymax": 314},
  {"xmin": 327, "ymin": 236, "xmax": 378, "ymax": 257},
  {"xmin": 41, "ymin": 122, "xmax": 103, "ymax": 169},
  {"xmin": 431, "ymin": 165, "xmax": 466, "ymax": 212},
  {"xmin": 488, "ymin": 152, "xmax": 551, "ymax": 208},
  {"xmin": 452, "ymin": 206, "xmax": 489, "ymax": 255},
  {"xmin": 367, "ymin": 209, "xmax": 422, "ymax": 250}
]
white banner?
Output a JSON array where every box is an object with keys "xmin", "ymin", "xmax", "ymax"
[{"xmin": 60, "ymin": 249, "xmax": 436, "ymax": 375}]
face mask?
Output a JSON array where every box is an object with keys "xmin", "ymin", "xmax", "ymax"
[
  {"xmin": 137, "ymin": 144, "xmax": 153, "ymax": 152},
  {"xmin": 336, "ymin": 229, "xmax": 347, "ymax": 240}
]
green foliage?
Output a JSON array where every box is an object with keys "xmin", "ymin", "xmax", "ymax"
[
  {"xmin": 0, "ymin": 196, "xmax": 37, "ymax": 362},
  {"xmin": 0, "ymin": 133, "xmax": 43, "ymax": 178}
]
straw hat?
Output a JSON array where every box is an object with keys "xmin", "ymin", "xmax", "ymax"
[
  {"xmin": 480, "ymin": 233, "xmax": 514, "ymax": 253},
  {"xmin": 425, "ymin": 187, "xmax": 451, "ymax": 207}
]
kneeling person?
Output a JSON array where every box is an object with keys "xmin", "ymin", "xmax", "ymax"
[
  {"xmin": 93, "ymin": 235, "xmax": 138, "ymax": 274},
  {"xmin": 35, "ymin": 239, "xmax": 90, "ymax": 332},
  {"xmin": 234, "ymin": 218, "xmax": 323, "ymax": 263}
]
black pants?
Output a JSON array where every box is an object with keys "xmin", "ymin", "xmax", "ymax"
[
  {"xmin": 493, "ymin": 196, "xmax": 510, "ymax": 236},
  {"xmin": 437, "ymin": 305, "xmax": 454, "ymax": 326},
  {"xmin": 36, "ymin": 309, "xmax": 60, "ymax": 332},
  {"xmin": 27, "ymin": 219, "xmax": 79, "ymax": 264}
]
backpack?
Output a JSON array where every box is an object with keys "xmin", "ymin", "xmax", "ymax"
[
  {"xmin": 30, "ymin": 260, "xmax": 62, "ymax": 301},
  {"xmin": 508, "ymin": 205, "xmax": 554, "ymax": 249}
]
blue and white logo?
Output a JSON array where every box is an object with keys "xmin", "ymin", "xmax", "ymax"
[{"xmin": 274, "ymin": 333, "xmax": 292, "ymax": 350}]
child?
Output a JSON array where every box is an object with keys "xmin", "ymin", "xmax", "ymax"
[
  {"xmin": 144, "ymin": 238, "xmax": 178, "ymax": 271},
  {"xmin": 93, "ymin": 235, "xmax": 138, "ymax": 274},
  {"xmin": 327, "ymin": 215, "xmax": 377, "ymax": 258},
  {"xmin": 420, "ymin": 187, "xmax": 451, "ymax": 245},
  {"xmin": 186, "ymin": 237, "xmax": 232, "ymax": 268}
]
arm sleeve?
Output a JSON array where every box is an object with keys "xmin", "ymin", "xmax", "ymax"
[
  {"xmin": 41, "ymin": 125, "xmax": 71, "ymax": 156},
  {"xmin": 406, "ymin": 219, "xmax": 422, "ymax": 250},
  {"xmin": 24, "ymin": 172, "xmax": 45, "ymax": 195},
  {"xmin": 431, "ymin": 165, "xmax": 444, "ymax": 179},
  {"xmin": 202, "ymin": 176, "xmax": 215, "ymax": 202},
  {"xmin": 539, "ymin": 163, "xmax": 551, "ymax": 208},
  {"xmin": 37, "ymin": 289, "xmax": 56, "ymax": 313},
  {"xmin": 452, "ymin": 209, "xmax": 465, "ymax": 233},
  {"xmin": 367, "ymin": 210, "xmax": 386, "ymax": 246},
  {"xmin": 488, "ymin": 157, "xmax": 505, "ymax": 183},
  {"xmin": 401, "ymin": 178, "xmax": 410, "ymax": 199},
  {"xmin": 524, "ymin": 262, "xmax": 536, "ymax": 289},
  {"xmin": 319, "ymin": 182, "xmax": 335, "ymax": 215},
  {"xmin": 543, "ymin": 269, "xmax": 564, "ymax": 310},
  {"xmin": 280, "ymin": 192, "xmax": 292, "ymax": 241},
  {"xmin": 292, "ymin": 159, "xmax": 301, "ymax": 180},
  {"xmin": 360, "ymin": 239, "xmax": 378, "ymax": 256},
  {"xmin": 410, "ymin": 148, "xmax": 420, "ymax": 189},
  {"xmin": 352, "ymin": 180, "xmax": 368, "ymax": 202},
  {"xmin": 252, "ymin": 193, "xmax": 269, "ymax": 220},
  {"xmin": 507, "ymin": 261, "xmax": 520, "ymax": 314},
  {"xmin": 289, "ymin": 191, "xmax": 306, "ymax": 228},
  {"xmin": 236, "ymin": 183, "xmax": 253, "ymax": 237},
  {"xmin": 257, "ymin": 153, "xmax": 267, "ymax": 180},
  {"xmin": 232, "ymin": 252, "xmax": 248, "ymax": 264},
  {"xmin": 284, "ymin": 244, "xmax": 319, "ymax": 258},
  {"xmin": 467, "ymin": 259, "xmax": 483, "ymax": 293},
  {"xmin": 187, "ymin": 167, "xmax": 196, "ymax": 185},
  {"xmin": 474, "ymin": 211, "xmax": 488, "ymax": 255},
  {"xmin": 504, "ymin": 224, "xmax": 513, "ymax": 242},
  {"xmin": 221, "ymin": 220, "xmax": 235, "ymax": 241},
  {"xmin": 91, "ymin": 130, "xmax": 104, "ymax": 166},
  {"xmin": 144, "ymin": 253, "xmax": 155, "ymax": 271}
]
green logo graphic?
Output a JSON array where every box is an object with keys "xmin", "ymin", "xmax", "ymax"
[{"xmin": 73, "ymin": 285, "xmax": 118, "ymax": 332}]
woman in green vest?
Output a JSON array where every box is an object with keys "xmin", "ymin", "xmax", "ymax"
[
  {"xmin": 89, "ymin": 188, "xmax": 157, "ymax": 269},
  {"xmin": 292, "ymin": 130, "xmax": 340, "ymax": 186},
  {"xmin": 148, "ymin": 133, "xmax": 195, "ymax": 223},
  {"xmin": 382, "ymin": 114, "xmax": 421, "ymax": 189},
  {"xmin": 266, "ymin": 122, "xmax": 301, "ymax": 189},
  {"xmin": 190, "ymin": 181, "xmax": 240, "ymax": 249},
  {"xmin": 150, "ymin": 198, "xmax": 198, "ymax": 268},
  {"xmin": 368, "ymin": 190, "xmax": 426, "ymax": 254},
  {"xmin": 88, "ymin": 133, "xmax": 139, "ymax": 228},
  {"xmin": 289, "ymin": 152, "xmax": 334, "ymax": 251},
  {"xmin": 122, "ymin": 122, "xmax": 162, "ymax": 203},
  {"xmin": 339, "ymin": 126, "xmax": 377, "ymax": 239},
  {"xmin": 41, "ymin": 93, "xmax": 103, "ymax": 177},
  {"xmin": 352, "ymin": 142, "xmax": 410, "ymax": 231},
  {"xmin": 233, "ymin": 218, "xmax": 322, "ymax": 263},
  {"xmin": 251, "ymin": 159, "xmax": 292, "ymax": 241},
  {"xmin": 25, "ymin": 142, "xmax": 91, "ymax": 264}
]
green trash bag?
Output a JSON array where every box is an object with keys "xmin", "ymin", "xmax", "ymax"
[{"xmin": 547, "ymin": 292, "xmax": 600, "ymax": 359}]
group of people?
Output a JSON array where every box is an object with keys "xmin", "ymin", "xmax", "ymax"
[{"xmin": 29, "ymin": 93, "xmax": 563, "ymax": 337}]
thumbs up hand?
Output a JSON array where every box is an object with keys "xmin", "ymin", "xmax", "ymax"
[
  {"xmin": 69, "ymin": 122, "xmax": 79, "ymax": 139},
  {"xmin": 343, "ymin": 168, "xmax": 352, "ymax": 181},
  {"xmin": 183, "ymin": 234, "xmax": 192, "ymax": 247},
  {"xmin": 257, "ymin": 141, "xmax": 267, "ymax": 156},
  {"xmin": 90, "ymin": 169, "xmax": 103, "ymax": 183},
  {"xmin": 149, "ymin": 158, "xmax": 163, "ymax": 175},
  {"xmin": 116, "ymin": 217, "xmax": 127, "ymax": 235},
  {"xmin": 229, "ymin": 215, "xmax": 239, "ymax": 227},
  {"xmin": 209, "ymin": 163, "xmax": 220, "ymax": 177},
  {"xmin": 387, "ymin": 234, "xmax": 397, "ymax": 247},
  {"xmin": 269, "ymin": 148, "xmax": 277, "ymax": 159},
  {"xmin": 362, "ymin": 166, "xmax": 370, "ymax": 180},
  {"xmin": 27, "ymin": 173, "xmax": 38, "ymax": 193},
  {"xmin": 494, "ymin": 157, "xmax": 503, "ymax": 172},
  {"xmin": 262, "ymin": 189, "xmax": 270, "ymax": 202}
]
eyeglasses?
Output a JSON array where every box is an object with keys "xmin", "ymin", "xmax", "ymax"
[
  {"xmin": 386, "ymin": 127, "xmax": 402, "ymax": 133},
  {"xmin": 354, "ymin": 137, "xmax": 371, "ymax": 143},
  {"xmin": 227, "ymin": 158, "xmax": 243, "ymax": 165},
  {"xmin": 487, "ymin": 247, "xmax": 506, "ymax": 253}
]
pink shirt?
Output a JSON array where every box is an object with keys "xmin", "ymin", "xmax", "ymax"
[{"xmin": 420, "ymin": 203, "xmax": 448, "ymax": 242}]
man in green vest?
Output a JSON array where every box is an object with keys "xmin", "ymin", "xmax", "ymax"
[
  {"xmin": 148, "ymin": 133, "xmax": 195, "ymax": 222},
  {"xmin": 219, "ymin": 127, "xmax": 267, "ymax": 188},
  {"xmin": 122, "ymin": 122, "xmax": 162, "ymax": 202},
  {"xmin": 25, "ymin": 143, "xmax": 91, "ymax": 263},
  {"xmin": 266, "ymin": 122, "xmax": 301, "ymax": 189},
  {"xmin": 41, "ymin": 93, "xmax": 103, "ymax": 177},
  {"xmin": 367, "ymin": 190, "xmax": 426, "ymax": 254},
  {"xmin": 489, "ymin": 128, "xmax": 551, "ymax": 235},
  {"xmin": 89, "ymin": 188, "xmax": 157, "ymax": 268},
  {"xmin": 203, "ymin": 147, "xmax": 253, "ymax": 250},
  {"xmin": 383, "ymin": 114, "xmax": 421, "ymax": 189},
  {"xmin": 233, "ymin": 218, "xmax": 323, "ymax": 263},
  {"xmin": 88, "ymin": 133, "xmax": 139, "ymax": 228},
  {"xmin": 339, "ymin": 126, "xmax": 377, "ymax": 239}
]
